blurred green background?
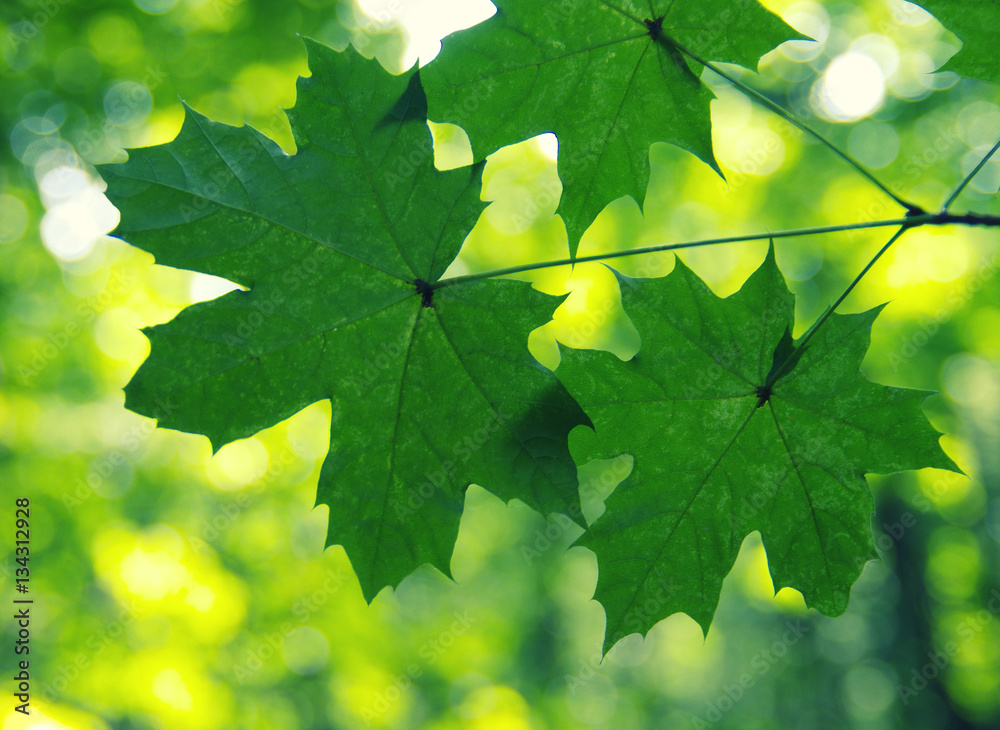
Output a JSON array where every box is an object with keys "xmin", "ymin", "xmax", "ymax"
[{"xmin": 2, "ymin": 0, "xmax": 1000, "ymax": 727}]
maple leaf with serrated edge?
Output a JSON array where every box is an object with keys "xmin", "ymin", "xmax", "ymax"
[
  {"xmin": 916, "ymin": 0, "xmax": 1000, "ymax": 85},
  {"xmin": 97, "ymin": 40, "xmax": 589, "ymax": 601},
  {"xmin": 556, "ymin": 248, "xmax": 959, "ymax": 653},
  {"xmin": 422, "ymin": 0, "xmax": 804, "ymax": 254}
]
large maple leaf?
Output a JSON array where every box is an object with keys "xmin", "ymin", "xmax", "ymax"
[
  {"xmin": 422, "ymin": 0, "xmax": 804, "ymax": 252},
  {"xmin": 917, "ymin": 0, "xmax": 1000, "ymax": 85},
  {"xmin": 98, "ymin": 40, "xmax": 588, "ymax": 600},
  {"xmin": 556, "ymin": 248, "xmax": 958, "ymax": 652}
]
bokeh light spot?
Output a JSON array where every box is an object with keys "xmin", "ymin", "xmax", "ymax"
[
  {"xmin": 120, "ymin": 547, "xmax": 190, "ymax": 600},
  {"xmin": 87, "ymin": 15, "xmax": 143, "ymax": 66},
  {"xmin": 844, "ymin": 663, "xmax": 896, "ymax": 718},
  {"xmin": 815, "ymin": 53, "xmax": 885, "ymax": 121},
  {"xmin": 565, "ymin": 674, "xmax": 618, "ymax": 724},
  {"xmin": 185, "ymin": 583, "xmax": 217, "ymax": 613},
  {"xmin": 152, "ymin": 668, "xmax": 194, "ymax": 711},
  {"xmin": 282, "ymin": 627, "xmax": 330, "ymax": 675},
  {"xmin": 207, "ymin": 438, "xmax": 271, "ymax": 491},
  {"xmin": 781, "ymin": 1, "xmax": 829, "ymax": 60},
  {"xmin": 848, "ymin": 120, "xmax": 900, "ymax": 169},
  {"xmin": 961, "ymin": 145, "xmax": 1000, "ymax": 195},
  {"xmin": 104, "ymin": 81, "xmax": 153, "ymax": 129},
  {"xmin": 943, "ymin": 354, "xmax": 999, "ymax": 410}
]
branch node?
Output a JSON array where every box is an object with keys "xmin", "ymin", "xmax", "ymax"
[
  {"xmin": 644, "ymin": 16, "xmax": 664, "ymax": 39},
  {"xmin": 414, "ymin": 279, "xmax": 434, "ymax": 308}
]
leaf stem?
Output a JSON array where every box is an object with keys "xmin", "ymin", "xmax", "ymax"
[
  {"xmin": 941, "ymin": 134, "xmax": 1000, "ymax": 211},
  {"xmin": 765, "ymin": 226, "xmax": 908, "ymax": 387},
  {"xmin": 664, "ymin": 37, "xmax": 924, "ymax": 216},
  {"xmin": 433, "ymin": 211, "xmax": 1000, "ymax": 290}
]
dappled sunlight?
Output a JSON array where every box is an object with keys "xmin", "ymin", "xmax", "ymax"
[
  {"xmin": 577, "ymin": 454, "xmax": 634, "ymax": 526},
  {"xmin": 576, "ymin": 197, "xmax": 662, "ymax": 279},
  {"xmin": 125, "ymin": 649, "xmax": 235, "ymax": 728},
  {"xmin": 86, "ymin": 15, "xmax": 144, "ymax": 67},
  {"xmin": 429, "ymin": 120, "xmax": 475, "ymax": 170},
  {"xmin": 343, "ymin": 665, "xmax": 417, "ymax": 728},
  {"xmin": 647, "ymin": 613, "xmax": 718, "ymax": 692},
  {"xmin": 886, "ymin": 230, "xmax": 968, "ymax": 288},
  {"xmin": 206, "ymin": 437, "xmax": 271, "ymax": 491},
  {"xmin": 548, "ymin": 267, "xmax": 640, "ymax": 361},
  {"xmin": 119, "ymin": 546, "xmax": 191, "ymax": 601},
  {"xmin": 90, "ymin": 522, "xmax": 249, "ymax": 641},
  {"xmin": 356, "ymin": 0, "xmax": 495, "ymax": 68},
  {"xmin": 479, "ymin": 137, "xmax": 562, "ymax": 235},
  {"xmin": 732, "ymin": 533, "xmax": 806, "ymax": 612},
  {"xmin": 448, "ymin": 214, "xmax": 571, "ymax": 294}
]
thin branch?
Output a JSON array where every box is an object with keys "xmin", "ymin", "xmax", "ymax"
[
  {"xmin": 664, "ymin": 36, "xmax": 924, "ymax": 216},
  {"xmin": 432, "ymin": 211, "xmax": 1000, "ymax": 290},
  {"xmin": 435, "ymin": 218, "xmax": 905, "ymax": 289},
  {"xmin": 942, "ymin": 134, "xmax": 1000, "ymax": 211},
  {"xmin": 765, "ymin": 226, "xmax": 908, "ymax": 387}
]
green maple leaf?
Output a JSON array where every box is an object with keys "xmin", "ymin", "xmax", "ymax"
[
  {"xmin": 917, "ymin": 0, "xmax": 1000, "ymax": 85},
  {"xmin": 556, "ymin": 248, "xmax": 958, "ymax": 652},
  {"xmin": 97, "ymin": 40, "xmax": 589, "ymax": 600},
  {"xmin": 422, "ymin": 0, "xmax": 803, "ymax": 253}
]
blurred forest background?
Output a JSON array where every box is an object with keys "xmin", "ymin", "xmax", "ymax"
[{"xmin": 2, "ymin": 0, "xmax": 1000, "ymax": 727}]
